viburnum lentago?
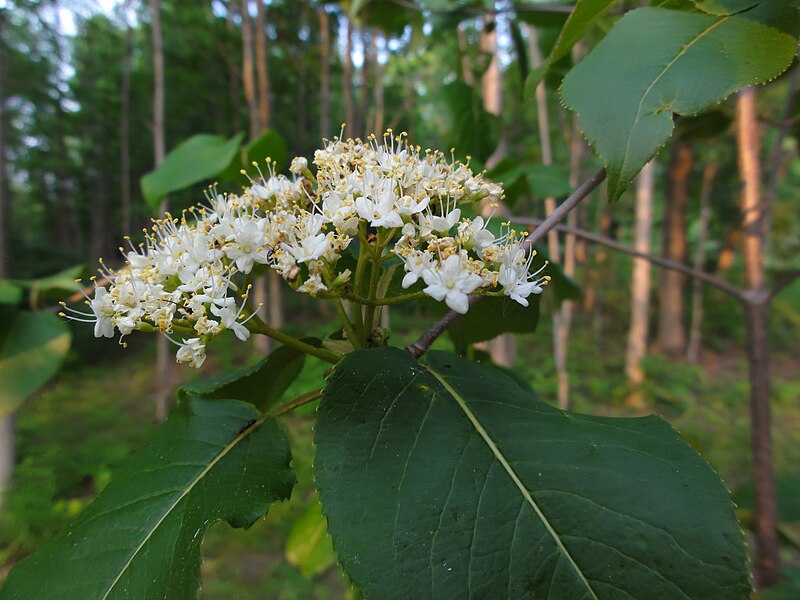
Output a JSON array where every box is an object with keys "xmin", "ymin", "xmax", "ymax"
[{"xmin": 61, "ymin": 130, "xmax": 549, "ymax": 366}]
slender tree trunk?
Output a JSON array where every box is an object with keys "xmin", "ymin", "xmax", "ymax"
[
  {"xmin": 686, "ymin": 160, "xmax": 717, "ymax": 363},
  {"xmin": 373, "ymin": 32, "xmax": 384, "ymax": 134},
  {"xmin": 241, "ymin": 0, "xmax": 259, "ymax": 139},
  {"xmin": 254, "ymin": 0, "xmax": 270, "ymax": 133},
  {"xmin": 344, "ymin": 18, "xmax": 354, "ymax": 131},
  {"xmin": 319, "ymin": 8, "xmax": 331, "ymax": 138},
  {"xmin": 0, "ymin": 8, "xmax": 13, "ymax": 507},
  {"xmin": 657, "ymin": 141, "xmax": 692, "ymax": 357},
  {"xmin": 120, "ymin": 1, "xmax": 133, "ymax": 234},
  {"xmin": 528, "ymin": 24, "xmax": 572, "ymax": 400},
  {"xmin": 356, "ymin": 28, "xmax": 371, "ymax": 137},
  {"xmin": 251, "ymin": 0, "xmax": 273, "ymax": 355},
  {"xmin": 456, "ymin": 25, "xmax": 474, "ymax": 86},
  {"xmin": 738, "ymin": 87, "xmax": 778, "ymax": 589},
  {"xmin": 480, "ymin": 10, "xmax": 512, "ymax": 366},
  {"xmin": 151, "ymin": 0, "xmax": 171, "ymax": 422},
  {"xmin": 226, "ymin": 2, "xmax": 242, "ymax": 133},
  {"xmin": 625, "ymin": 160, "xmax": 655, "ymax": 392}
]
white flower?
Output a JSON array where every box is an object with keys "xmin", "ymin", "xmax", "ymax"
[
  {"xmin": 422, "ymin": 254, "xmax": 482, "ymax": 314},
  {"xmin": 224, "ymin": 218, "xmax": 270, "ymax": 273},
  {"xmin": 210, "ymin": 299, "xmax": 251, "ymax": 341},
  {"xmin": 400, "ymin": 250, "xmax": 433, "ymax": 289},
  {"xmin": 290, "ymin": 156, "xmax": 309, "ymax": 176},
  {"xmin": 89, "ymin": 287, "xmax": 115, "ymax": 338},
  {"xmin": 176, "ymin": 337, "xmax": 207, "ymax": 368}
]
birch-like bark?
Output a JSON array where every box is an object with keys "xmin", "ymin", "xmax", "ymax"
[
  {"xmin": 738, "ymin": 87, "xmax": 779, "ymax": 589},
  {"xmin": 343, "ymin": 18, "xmax": 354, "ymax": 130},
  {"xmin": 241, "ymin": 0, "xmax": 259, "ymax": 139},
  {"xmin": 319, "ymin": 8, "xmax": 330, "ymax": 138},
  {"xmin": 151, "ymin": 0, "xmax": 172, "ymax": 423},
  {"xmin": 686, "ymin": 160, "xmax": 717, "ymax": 363},
  {"xmin": 624, "ymin": 160, "xmax": 655, "ymax": 388}
]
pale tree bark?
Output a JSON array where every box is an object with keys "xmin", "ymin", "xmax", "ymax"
[
  {"xmin": 528, "ymin": 25, "xmax": 571, "ymax": 403},
  {"xmin": 373, "ymin": 32, "xmax": 384, "ymax": 134},
  {"xmin": 657, "ymin": 141, "xmax": 692, "ymax": 357},
  {"xmin": 319, "ymin": 8, "xmax": 331, "ymax": 138},
  {"xmin": 480, "ymin": 11, "xmax": 513, "ymax": 366},
  {"xmin": 686, "ymin": 159, "xmax": 718, "ymax": 363},
  {"xmin": 0, "ymin": 7, "xmax": 13, "ymax": 507},
  {"xmin": 738, "ymin": 87, "xmax": 779, "ymax": 589},
  {"xmin": 241, "ymin": 0, "xmax": 259, "ymax": 139},
  {"xmin": 120, "ymin": 0, "xmax": 133, "ymax": 234},
  {"xmin": 151, "ymin": 0, "xmax": 172, "ymax": 422},
  {"xmin": 356, "ymin": 28, "xmax": 371, "ymax": 138},
  {"xmin": 624, "ymin": 160, "xmax": 655, "ymax": 396},
  {"xmin": 226, "ymin": 1, "xmax": 242, "ymax": 133},
  {"xmin": 250, "ymin": 0, "xmax": 274, "ymax": 354},
  {"xmin": 343, "ymin": 18, "xmax": 354, "ymax": 130}
]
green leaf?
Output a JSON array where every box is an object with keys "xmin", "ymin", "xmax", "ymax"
[
  {"xmin": 439, "ymin": 80, "xmax": 499, "ymax": 163},
  {"xmin": 550, "ymin": 0, "xmax": 617, "ymax": 65},
  {"xmin": 0, "ymin": 280, "xmax": 22, "ymax": 305},
  {"xmin": 140, "ymin": 133, "xmax": 245, "ymax": 212},
  {"xmin": 11, "ymin": 264, "xmax": 84, "ymax": 295},
  {"xmin": 0, "ymin": 311, "xmax": 71, "ymax": 417},
  {"xmin": 220, "ymin": 129, "xmax": 290, "ymax": 186},
  {"xmin": 178, "ymin": 342, "xmax": 307, "ymax": 411},
  {"xmin": 561, "ymin": 6, "xmax": 797, "ymax": 201},
  {"xmin": 0, "ymin": 397, "xmax": 295, "ymax": 599},
  {"xmin": 316, "ymin": 347, "xmax": 749, "ymax": 599},
  {"xmin": 286, "ymin": 499, "xmax": 337, "ymax": 578},
  {"xmin": 447, "ymin": 296, "xmax": 540, "ymax": 351}
]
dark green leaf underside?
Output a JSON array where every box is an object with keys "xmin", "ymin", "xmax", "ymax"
[{"xmin": 315, "ymin": 347, "xmax": 749, "ymax": 599}]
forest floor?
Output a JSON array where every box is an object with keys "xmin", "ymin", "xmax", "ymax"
[{"xmin": 1, "ymin": 295, "xmax": 799, "ymax": 598}]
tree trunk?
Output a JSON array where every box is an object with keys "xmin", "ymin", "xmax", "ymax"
[
  {"xmin": 254, "ymin": 0, "xmax": 270, "ymax": 133},
  {"xmin": 686, "ymin": 160, "xmax": 717, "ymax": 363},
  {"xmin": 241, "ymin": 0, "xmax": 259, "ymax": 139},
  {"xmin": 738, "ymin": 86, "xmax": 778, "ymax": 589},
  {"xmin": 480, "ymin": 11, "xmax": 512, "ymax": 366},
  {"xmin": 226, "ymin": 2, "xmax": 242, "ymax": 133},
  {"xmin": 120, "ymin": 1, "xmax": 133, "ymax": 234},
  {"xmin": 344, "ymin": 19, "xmax": 354, "ymax": 131},
  {"xmin": 356, "ymin": 28, "xmax": 371, "ymax": 137},
  {"xmin": 319, "ymin": 8, "xmax": 331, "ymax": 138},
  {"xmin": 373, "ymin": 32, "xmax": 384, "ymax": 134},
  {"xmin": 625, "ymin": 160, "xmax": 655, "ymax": 391},
  {"xmin": 0, "ymin": 8, "xmax": 13, "ymax": 507},
  {"xmin": 657, "ymin": 141, "xmax": 691, "ymax": 357},
  {"xmin": 151, "ymin": 0, "xmax": 172, "ymax": 422}
]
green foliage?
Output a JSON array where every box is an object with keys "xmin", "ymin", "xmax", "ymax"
[
  {"xmin": 0, "ymin": 281, "xmax": 23, "ymax": 305},
  {"xmin": 285, "ymin": 499, "xmax": 337, "ymax": 578},
  {"xmin": 140, "ymin": 133, "xmax": 245, "ymax": 211},
  {"xmin": 448, "ymin": 296, "xmax": 540, "ymax": 351},
  {"xmin": 485, "ymin": 159, "xmax": 572, "ymax": 206},
  {"xmin": 178, "ymin": 342, "xmax": 308, "ymax": 412},
  {"xmin": 0, "ymin": 397, "xmax": 295, "ymax": 600},
  {"xmin": 219, "ymin": 130, "xmax": 290, "ymax": 186},
  {"xmin": 733, "ymin": 476, "xmax": 800, "ymax": 524},
  {"xmin": 315, "ymin": 347, "xmax": 750, "ymax": 599},
  {"xmin": 0, "ymin": 310, "xmax": 71, "ymax": 417},
  {"xmin": 439, "ymin": 80, "xmax": 498, "ymax": 163},
  {"xmin": 561, "ymin": 4, "xmax": 798, "ymax": 201}
]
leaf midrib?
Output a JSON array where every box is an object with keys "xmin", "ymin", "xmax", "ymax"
[
  {"xmin": 424, "ymin": 365, "xmax": 600, "ymax": 600},
  {"xmin": 618, "ymin": 12, "xmax": 729, "ymax": 178},
  {"xmin": 100, "ymin": 415, "xmax": 265, "ymax": 599}
]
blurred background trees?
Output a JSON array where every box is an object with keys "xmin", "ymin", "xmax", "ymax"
[{"xmin": 1, "ymin": 0, "xmax": 799, "ymax": 596}]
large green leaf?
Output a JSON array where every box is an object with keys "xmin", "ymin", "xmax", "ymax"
[
  {"xmin": 11, "ymin": 264, "xmax": 84, "ymax": 295},
  {"xmin": 316, "ymin": 347, "xmax": 749, "ymax": 599},
  {"xmin": 0, "ymin": 311, "xmax": 71, "ymax": 417},
  {"xmin": 219, "ymin": 129, "xmax": 290, "ymax": 187},
  {"xmin": 178, "ymin": 342, "xmax": 307, "ymax": 411},
  {"xmin": 0, "ymin": 397, "xmax": 295, "ymax": 599},
  {"xmin": 447, "ymin": 296, "xmax": 540, "ymax": 351},
  {"xmin": 561, "ymin": 5, "xmax": 797, "ymax": 201},
  {"xmin": 141, "ymin": 133, "xmax": 245, "ymax": 212}
]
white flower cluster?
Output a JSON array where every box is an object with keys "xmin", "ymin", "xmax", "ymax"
[{"xmin": 63, "ymin": 130, "xmax": 548, "ymax": 367}]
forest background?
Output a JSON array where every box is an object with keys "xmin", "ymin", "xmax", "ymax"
[{"xmin": 1, "ymin": 0, "xmax": 799, "ymax": 597}]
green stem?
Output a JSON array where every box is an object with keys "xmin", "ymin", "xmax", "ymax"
[
  {"xmin": 247, "ymin": 316, "xmax": 341, "ymax": 363},
  {"xmin": 331, "ymin": 297, "xmax": 362, "ymax": 349},
  {"xmin": 353, "ymin": 222, "xmax": 369, "ymax": 337},
  {"xmin": 268, "ymin": 388, "xmax": 323, "ymax": 416},
  {"xmin": 363, "ymin": 252, "xmax": 382, "ymax": 337},
  {"xmin": 344, "ymin": 289, "xmax": 427, "ymax": 306}
]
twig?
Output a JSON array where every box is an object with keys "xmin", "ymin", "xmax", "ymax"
[
  {"xmin": 510, "ymin": 217, "xmax": 747, "ymax": 302},
  {"xmin": 405, "ymin": 168, "xmax": 606, "ymax": 358}
]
